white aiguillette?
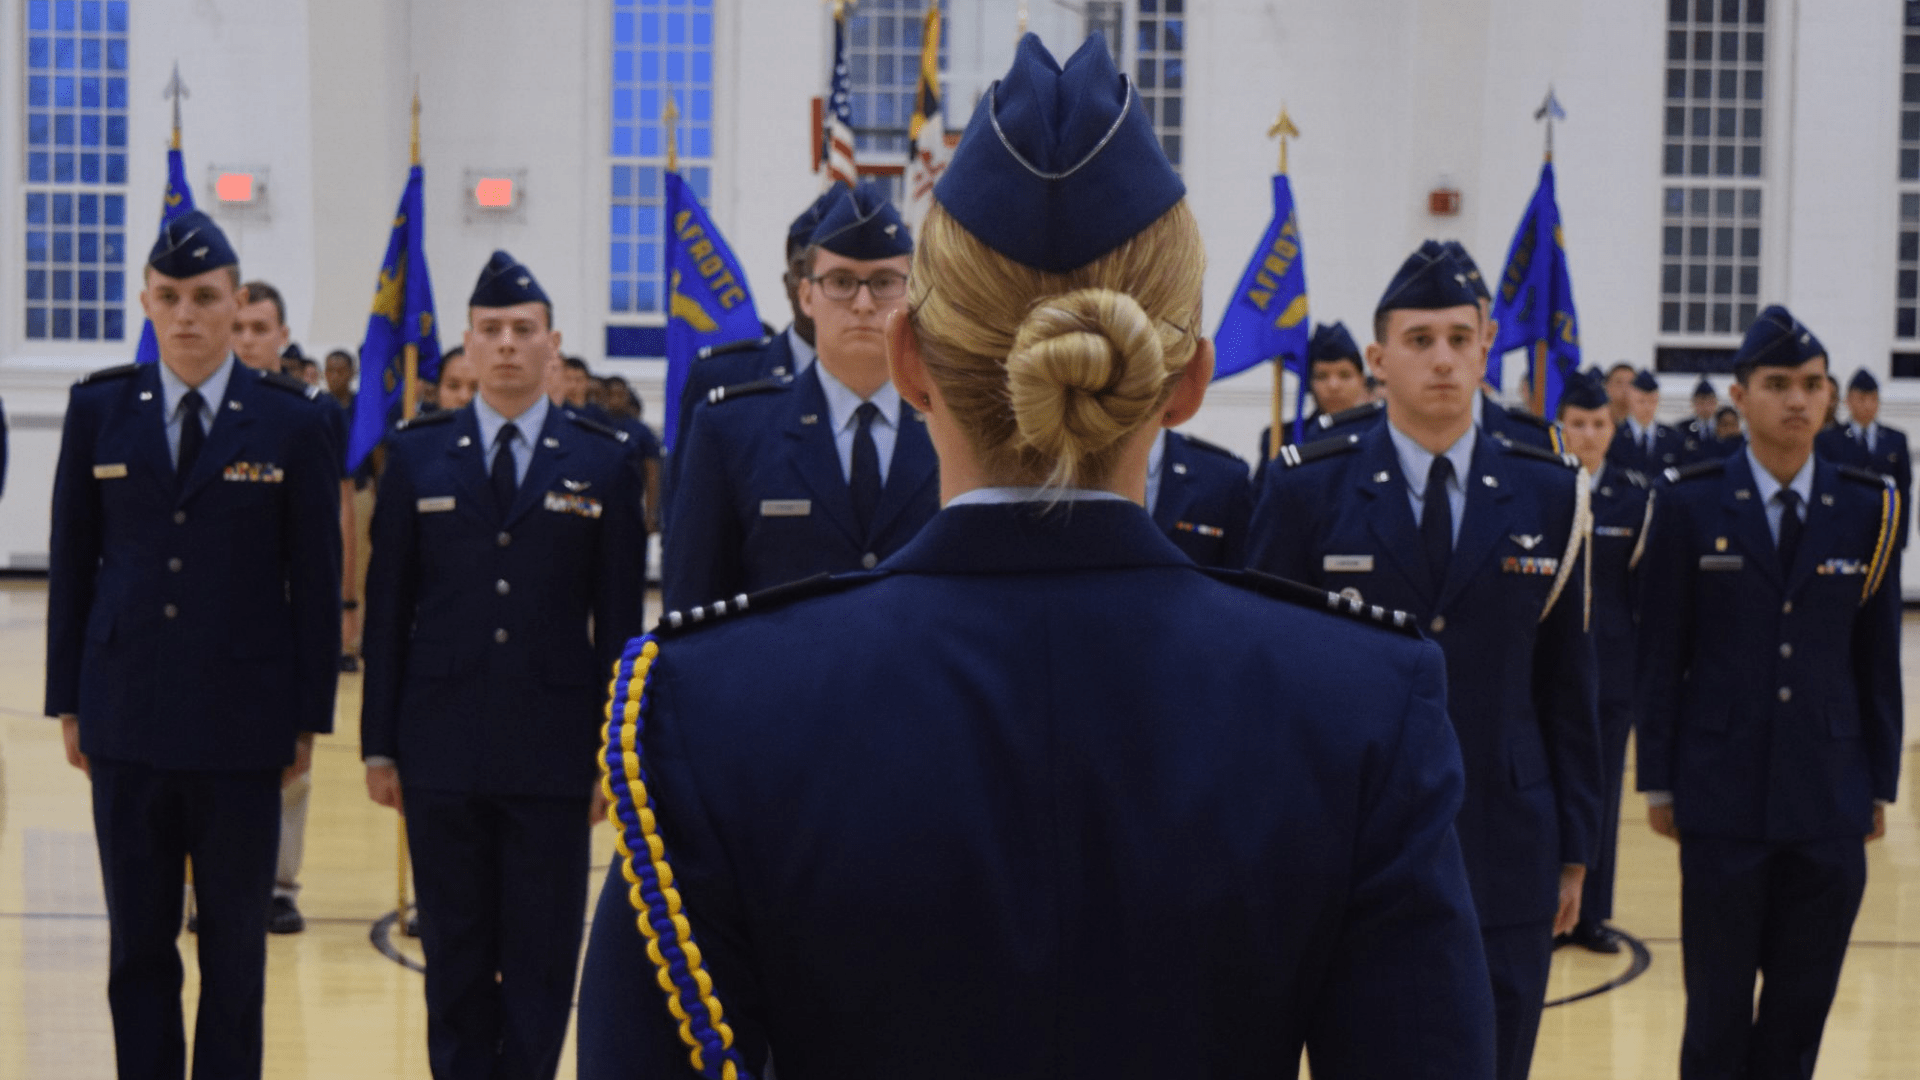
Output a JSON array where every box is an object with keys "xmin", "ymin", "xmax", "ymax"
[
  {"xmin": 1699, "ymin": 554, "xmax": 1744, "ymax": 571},
  {"xmin": 760, "ymin": 499, "xmax": 812, "ymax": 518},
  {"xmin": 92, "ymin": 463, "xmax": 129, "ymax": 479},
  {"xmin": 416, "ymin": 496, "xmax": 457, "ymax": 514},
  {"xmin": 1323, "ymin": 554, "xmax": 1374, "ymax": 573}
]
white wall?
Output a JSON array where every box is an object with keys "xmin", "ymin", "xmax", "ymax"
[{"xmin": 3, "ymin": 0, "xmax": 1916, "ymax": 588}]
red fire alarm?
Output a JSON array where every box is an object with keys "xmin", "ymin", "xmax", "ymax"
[{"xmin": 1429, "ymin": 187, "xmax": 1462, "ymax": 216}]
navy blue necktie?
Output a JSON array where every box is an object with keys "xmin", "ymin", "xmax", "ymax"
[
  {"xmin": 1776, "ymin": 489, "xmax": 1803, "ymax": 572},
  {"xmin": 1422, "ymin": 455, "xmax": 1455, "ymax": 588},
  {"xmin": 491, "ymin": 422, "xmax": 521, "ymax": 514},
  {"xmin": 850, "ymin": 401, "xmax": 881, "ymax": 539},
  {"xmin": 177, "ymin": 389, "xmax": 206, "ymax": 477}
]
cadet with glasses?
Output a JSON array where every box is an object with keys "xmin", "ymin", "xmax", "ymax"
[{"xmin": 577, "ymin": 33, "xmax": 1493, "ymax": 1080}]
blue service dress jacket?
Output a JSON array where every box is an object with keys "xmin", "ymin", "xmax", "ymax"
[
  {"xmin": 360, "ymin": 403, "xmax": 645, "ymax": 797},
  {"xmin": 1634, "ymin": 453, "xmax": 1903, "ymax": 840},
  {"xmin": 1153, "ymin": 431, "xmax": 1253, "ymax": 568},
  {"xmin": 1609, "ymin": 420, "xmax": 1685, "ymax": 474},
  {"xmin": 45, "ymin": 360, "xmax": 342, "ymax": 767},
  {"xmin": 578, "ymin": 498, "xmax": 1495, "ymax": 1079},
  {"xmin": 662, "ymin": 365, "xmax": 938, "ymax": 613},
  {"xmin": 1818, "ymin": 422, "xmax": 1911, "ymax": 547},
  {"xmin": 667, "ymin": 330, "xmax": 806, "ymax": 511},
  {"xmin": 1590, "ymin": 465, "xmax": 1653, "ymax": 701},
  {"xmin": 1245, "ymin": 425, "xmax": 1603, "ymax": 928}
]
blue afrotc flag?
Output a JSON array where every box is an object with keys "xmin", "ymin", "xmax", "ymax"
[
  {"xmin": 347, "ymin": 165, "xmax": 440, "ymax": 474},
  {"xmin": 662, "ymin": 169, "xmax": 761, "ymax": 450},
  {"xmin": 133, "ymin": 147, "xmax": 197, "ymax": 364},
  {"xmin": 1212, "ymin": 174, "xmax": 1311, "ymax": 438},
  {"xmin": 1490, "ymin": 161, "xmax": 1581, "ymax": 416}
]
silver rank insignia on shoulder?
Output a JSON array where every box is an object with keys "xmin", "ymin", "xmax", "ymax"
[{"xmin": 562, "ymin": 479, "xmax": 591, "ymax": 492}]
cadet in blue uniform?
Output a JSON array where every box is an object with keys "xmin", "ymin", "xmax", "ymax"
[
  {"xmin": 1637, "ymin": 307, "xmax": 1902, "ymax": 1080},
  {"xmin": 1248, "ymin": 242, "xmax": 1601, "ymax": 1080},
  {"xmin": 577, "ymin": 33, "xmax": 1493, "ymax": 1079},
  {"xmin": 1552, "ymin": 373, "xmax": 1653, "ymax": 955},
  {"xmin": 1148, "ymin": 429, "xmax": 1252, "ymax": 567},
  {"xmin": 360, "ymin": 252, "xmax": 644, "ymax": 1080},
  {"xmin": 1444, "ymin": 240, "xmax": 1564, "ymax": 455},
  {"xmin": 45, "ymin": 211, "xmax": 342, "ymax": 1080},
  {"xmin": 663, "ymin": 182, "xmax": 938, "ymax": 613},
  {"xmin": 1677, "ymin": 375, "xmax": 1723, "ymax": 464},
  {"xmin": 1609, "ymin": 369, "xmax": 1684, "ymax": 473},
  {"xmin": 1253, "ymin": 321, "xmax": 1370, "ymax": 487},
  {"xmin": 1818, "ymin": 368, "xmax": 1911, "ymax": 549}
]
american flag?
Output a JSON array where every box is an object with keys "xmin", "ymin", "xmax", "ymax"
[{"xmin": 824, "ymin": 11, "xmax": 859, "ymax": 188}]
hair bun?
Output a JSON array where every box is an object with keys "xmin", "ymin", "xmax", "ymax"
[{"xmin": 1005, "ymin": 289, "xmax": 1167, "ymax": 485}]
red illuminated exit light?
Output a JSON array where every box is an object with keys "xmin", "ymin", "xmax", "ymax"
[
  {"xmin": 215, "ymin": 172, "xmax": 256, "ymax": 203},
  {"xmin": 474, "ymin": 177, "xmax": 516, "ymax": 209}
]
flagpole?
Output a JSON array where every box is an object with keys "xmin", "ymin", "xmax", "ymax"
[
  {"xmin": 164, "ymin": 62, "xmax": 187, "ymax": 150},
  {"xmin": 1528, "ymin": 87, "xmax": 1564, "ymax": 417},
  {"xmin": 396, "ymin": 84, "xmax": 421, "ymax": 936},
  {"xmin": 1267, "ymin": 105, "xmax": 1300, "ymax": 460}
]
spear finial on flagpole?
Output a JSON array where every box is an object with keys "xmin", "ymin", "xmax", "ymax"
[
  {"xmin": 1018, "ymin": 0, "xmax": 1029, "ymax": 36},
  {"xmin": 1268, "ymin": 105, "xmax": 1300, "ymax": 175},
  {"xmin": 1534, "ymin": 86, "xmax": 1566, "ymax": 163},
  {"xmin": 163, "ymin": 62, "xmax": 188, "ymax": 151},
  {"xmin": 827, "ymin": 0, "xmax": 857, "ymax": 20},
  {"xmin": 665, "ymin": 93, "xmax": 681, "ymax": 173}
]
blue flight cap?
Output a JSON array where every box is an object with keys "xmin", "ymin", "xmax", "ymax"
[
  {"xmin": 470, "ymin": 250, "xmax": 550, "ymax": 309},
  {"xmin": 1309, "ymin": 321, "xmax": 1362, "ymax": 367},
  {"xmin": 1848, "ymin": 368, "xmax": 1879, "ymax": 393},
  {"xmin": 1377, "ymin": 241, "xmax": 1480, "ymax": 316},
  {"xmin": 809, "ymin": 180, "xmax": 913, "ymax": 260},
  {"xmin": 1441, "ymin": 241, "xmax": 1491, "ymax": 303},
  {"xmin": 934, "ymin": 33, "xmax": 1185, "ymax": 274},
  {"xmin": 147, "ymin": 209, "xmax": 238, "ymax": 279},
  {"xmin": 1558, "ymin": 370, "xmax": 1610, "ymax": 413},
  {"xmin": 1732, "ymin": 304, "xmax": 1826, "ymax": 373},
  {"xmin": 1692, "ymin": 375, "xmax": 1716, "ymax": 398},
  {"xmin": 1632, "ymin": 369, "xmax": 1660, "ymax": 393},
  {"xmin": 788, "ymin": 184, "xmax": 849, "ymax": 258}
]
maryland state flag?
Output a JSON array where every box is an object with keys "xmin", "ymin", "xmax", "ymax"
[
  {"xmin": 133, "ymin": 147, "xmax": 197, "ymax": 364},
  {"xmin": 663, "ymin": 169, "xmax": 761, "ymax": 450},
  {"xmin": 1490, "ymin": 161, "xmax": 1581, "ymax": 415},
  {"xmin": 902, "ymin": 3, "xmax": 951, "ymax": 232},
  {"xmin": 1212, "ymin": 174, "xmax": 1311, "ymax": 435},
  {"xmin": 347, "ymin": 165, "xmax": 440, "ymax": 474}
]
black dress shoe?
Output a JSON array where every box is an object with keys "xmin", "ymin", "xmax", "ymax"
[
  {"xmin": 268, "ymin": 895, "xmax": 305, "ymax": 935},
  {"xmin": 1566, "ymin": 921, "xmax": 1621, "ymax": 954},
  {"xmin": 339, "ymin": 654, "xmax": 361, "ymax": 673}
]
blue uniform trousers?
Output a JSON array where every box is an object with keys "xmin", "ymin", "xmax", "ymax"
[
  {"xmin": 90, "ymin": 757, "xmax": 281, "ymax": 1080},
  {"xmin": 1481, "ymin": 922, "xmax": 1553, "ymax": 1080},
  {"xmin": 1582, "ymin": 696, "xmax": 1635, "ymax": 926},
  {"xmin": 1679, "ymin": 835, "xmax": 1866, "ymax": 1080},
  {"xmin": 403, "ymin": 788, "xmax": 591, "ymax": 1080}
]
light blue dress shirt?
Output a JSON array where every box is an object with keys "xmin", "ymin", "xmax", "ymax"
[
  {"xmin": 946, "ymin": 486, "xmax": 1131, "ymax": 507},
  {"xmin": 1387, "ymin": 421, "xmax": 1474, "ymax": 547},
  {"xmin": 157, "ymin": 356, "xmax": 236, "ymax": 468},
  {"xmin": 1745, "ymin": 444, "xmax": 1814, "ymax": 544},
  {"xmin": 815, "ymin": 364, "xmax": 900, "ymax": 486},
  {"xmin": 474, "ymin": 393, "xmax": 550, "ymax": 485}
]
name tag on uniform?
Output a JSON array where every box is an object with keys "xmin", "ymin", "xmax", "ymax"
[
  {"xmin": 1323, "ymin": 555, "xmax": 1374, "ymax": 573},
  {"xmin": 1595, "ymin": 526, "xmax": 1635, "ymax": 538},
  {"xmin": 1174, "ymin": 521, "xmax": 1225, "ymax": 538},
  {"xmin": 1816, "ymin": 559, "xmax": 1867, "ymax": 576},
  {"xmin": 1699, "ymin": 554, "xmax": 1744, "ymax": 571},
  {"xmin": 544, "ymin": 492, "xmax": 604, "ymax": 519},
  {"xmin": 222, "ymin": 461, "xmax": 284, "ymax": 484},
  {"xmin": 761, "ymin": 499, "xmax": 812, "ymax": 518},
  {"xmin": 416, "ymin": 496, "xmax": 457, "ymax": 513},
  {"xmin": 92, "ymin": 463, "xmax": 128, "ymax": 479}
]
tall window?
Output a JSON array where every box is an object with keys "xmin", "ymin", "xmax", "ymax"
[
  {"xmin": 1135, "ymin": 0, "xmax": 1185, "ymax": 171},
  {"xmin": 843, "ymin": 0, "xmax": 945, "ymax": 204},
  {"xmin": 23, "ymin": 0, "xmax": 132, "ymax": 343},
  {"xmin": 1897, "ymin": 1, "xmax": 1919, "ymax": 342},
  {"xmin": 609, "ymin": 0, "xmax": 714, "ymax": 317},
  {"xmin": 1657, "ymin": 0, "xmax": 1768, "ymax": 351}
]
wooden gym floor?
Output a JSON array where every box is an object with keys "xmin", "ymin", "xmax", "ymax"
[{"xmin": 1, "ymin": 577, "xmax": 1917, "ymax": 1078}]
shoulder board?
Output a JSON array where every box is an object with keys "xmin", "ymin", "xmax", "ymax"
[
  {"xmin": 1501, "ymin": 405, "xmax": 1555, "ymax": 431},
  {"xmin": 1839, "ymin": 465, "xmax": 1895, "ymax": 489},
  {"xmin": 1662, "ymin": 459, "xmax": 1726, "ymax": 485},
  {"xmin": 1177, "ymin": 432, "xmax": 1243, "ymax": 462},
  {"xmin": 1203, "ymin": 568, "xmax": 1422, "ymax": 638},
  {"xmin": 707, "ymin": 375, "xmax": 791, "ymax": 406},
  {"xmin": 564, "ymin": 411, "xmax": 630, "ymax": 443},
  {"xmin": 260, "ymin": 370, "xmax": 323, "ymax": 400},
  {"xmin": 394, "ymin": 408, "xmax": 456, "ymax": 431},
  {"xmin": 1318, "ymin": 400, "xmax": 1385, "ymax": 429},
  {"xmin": 695, "ymin": 335, "xmax": 774, "ymax": 362},
  {"xmin": 80, "ymin": 362, "xmax": 142, "ymax": 385},
  {"xmin": 654, "ymin": 571, "xmax": 881, "ymax": 638},
  {"xmin": 1494, "ymin": 435, "xmax": 1578, "ymax": 469},
  {"xmin": 1276, "ymin": 431, "xmax": 1362, "ymax": 469}
]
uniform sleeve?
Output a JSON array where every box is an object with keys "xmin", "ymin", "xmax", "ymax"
[
  {"xmin": 1531, "ymin": 478, "xmax": 1602, "ymax": 866},
  {"xmin": 661, "ymin": 404, "xmax": 743, "ymax": 614},
  {"xmin": 665, "ymin": 363, "xmax": 722, "ymax": 519},
  {"xmin": 1244, "ymin": 466, "xmax": 1313, "ymax": 579},
  {"xmin": 1303, "ymin": 640, "xmax": 1495, "ymax": 1078},
  {"xmin": 1855, "ymin": 519, "xmax": 1904, "ymax": 804},
  {"xmin": 360, "ymin": 444, "xmax": 419, "ymax": 762},
  {"xmin": 286, "ymin": 404, "xmax": 344, "ymax": 734},
  {"xmin": 1633, "ymin": 488, "xmax": 1695, "ymax": 794},
  {"xmin": 593, "ymin": 446, "xmax": 648, "ymax": 677},
  {"xmin": 577, "ymin": 656, "xmax": 770, "ymax": 1080},
  {"xmin": 45, "ymin": 387, "xmax": 101, "ymax": 717}
]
